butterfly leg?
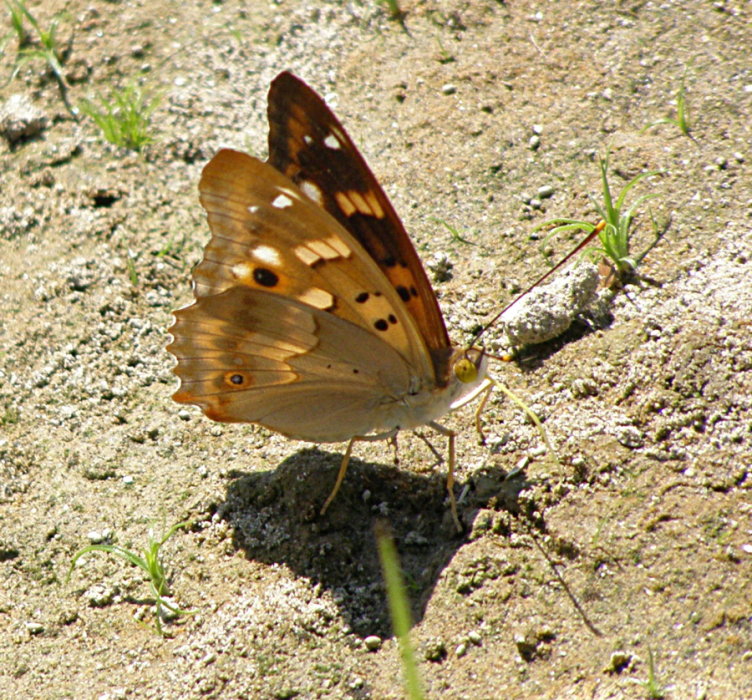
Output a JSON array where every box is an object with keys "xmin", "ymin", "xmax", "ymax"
[
  {"xmin": 388, "ymin": 434, "xmax": 400, "ymax": 465},
  {"xmin": 320, "ymin": 430, "xmax": 398, "ymax": 516},
  {"xmin": 473, "ymin": 382, "xmax": 495, "ymax": 445},
  {"xmin": 428, "ymin": 421, "xmax": 462, "ymax": 532},
  {"xmin": 414, "ymin": 431, "xmax": 444, "ymax": 465}
]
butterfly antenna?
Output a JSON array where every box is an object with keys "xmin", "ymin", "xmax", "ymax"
[{"xmin": 472, "ymin": 221, "xmax": 604, "ymax": 346}]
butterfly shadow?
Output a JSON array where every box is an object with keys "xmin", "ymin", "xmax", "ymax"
[{"xmin": 221, "ymin": 447, "xmax": 528, "ymax": 638}]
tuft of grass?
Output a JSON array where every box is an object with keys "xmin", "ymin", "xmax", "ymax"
[
  {"xmin": 643, "ymin": 73, "xmax": 693, "ymax": 139},
  {"xmin": 155, "ymin": 230, "xmax": 189, "ymax": 260},
  {"xmin": 534, "ymin": 154, "xmax": 661, "ymax": 278},
  {"xmin": 3, "ymin": 0, "xmax": 77, "ymax": 117},
  {"xmin": 68, "ymin": 521, "xmax": 193, "ymax": 635},
  {"xmin": 375, "ymin": 522, "xmax": 425, "ymax": 700},
  {"xmin": 79, "ymin": 83, "xmax": 160, "ymax": 151},
  {"xmin": 631, "ymin": 648, "xmax": 667, "ymax": 699}
]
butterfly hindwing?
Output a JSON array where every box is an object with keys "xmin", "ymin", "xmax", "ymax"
[
  {"xmin": 266, "ymin": 72, "xmax": 452, "ymax": 372},
  {"xmin": 168, "ymin": 286, "xmax": 415, "ymax": 442}
]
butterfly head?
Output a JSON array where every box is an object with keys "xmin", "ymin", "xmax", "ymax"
[
  {"xmin": 444, "ymin": 346, "xmax": 490, "ymax": 412},
  {"xmin": 453, "ymin": 347, "xmax": 487, "ymax": 385}
]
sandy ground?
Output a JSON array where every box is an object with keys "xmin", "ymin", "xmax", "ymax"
[{"xmin": 1, "ymin": 1, "xmax": 751, "ymax": 698}]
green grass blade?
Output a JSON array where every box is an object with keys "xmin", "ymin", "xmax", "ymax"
[
  {"xmin": 432, "ymin": 217, "xmax": 476, "ymax": 245},
  {"xmin": 375, "ymin": 523, "xmax": 425, "ymax": 700},
  {"xmin": 536, "ymin": 218, "xmax": 595, "ymax": 231},
  {"xmin": 613, "ymin": 170, "xmax": 661, "ymax": 211},
  {"xmin": 68, "ymin": 543, "xmax": 149, "ymax": 578},
  {"xmin": 599, "ymin": 156, "xmax": 617, "ymax": 224},
  {"xmin": 6, "ymin": 1, "xmax": 26, "ymax": 43}
]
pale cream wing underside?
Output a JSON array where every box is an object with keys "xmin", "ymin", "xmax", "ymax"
[
  {"xmin": 193, "ymin": 149, "xmax": 433, "ymax": 379},
  {"xmin": 168, "ymin": 286, "xmax": 415, "ymax": 443}
]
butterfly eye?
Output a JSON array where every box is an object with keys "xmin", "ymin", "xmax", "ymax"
[{"xmin": 454, "ymin": 356, "xmax": 478, "ymax": 384}]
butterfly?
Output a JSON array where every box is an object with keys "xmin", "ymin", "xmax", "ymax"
[{"xmin": 167, "ymin": 72, "xmax": 492, "ymax": 530}]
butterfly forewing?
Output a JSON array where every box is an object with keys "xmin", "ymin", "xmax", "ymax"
[
  {"xmin": 266, "ymin": 72, "xmax": 452, "ymax": 379},
  {"xmin": 192, "ymin": 149, "xmax": 434, "ymax": 378}
]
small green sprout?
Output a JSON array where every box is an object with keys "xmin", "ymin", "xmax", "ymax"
[
  {"xmin": 0, "ymin": 403, "xmax": 19, "ymax": 425},
  {"xmin": 3, "ymin": 0, "xmax": 77, "ymax": 117},
  {"xmin": 431, "ymin": 217, "xmax": 477, "ymax": 246},
  {"xmin": 643, "ymin": 73, "xmax": 693, "ymax": 139},
  {"xmin": 79, "ymin": 83, "xmax": 159, "ymax": 151},
  {"xmin": 435, "ymin": 36, "xmax": 455, "ymax": 64},
  {"xmin": 630, "ymin": 648, "xmax": 667, "ymax": 699},
  {"xmin": 69, "ymin": 521, "xmax": 193, "ymax": 634},
  {"xmin": 125, "ymin": 252, "xmax": 139, "ymax": 286},
  {"xmin": 78, "ymin": 82, "xmax": 160, "ymax": 150},
  {"xmin": 535, "ymin": 154, "xmax": 661, "ymax": 278},
  {"xmin": 378, "ymin": 0, "xmax": 404, "ymax": 21},
  {"xmin": 376, "ymin": 0, "xmax": 409, "ymax": 32}
]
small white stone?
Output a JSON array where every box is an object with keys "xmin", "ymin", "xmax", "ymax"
[
  {"xmin": 364, "ymin": 635, "xmax": 382, "ymax": 651},
  {"xmin": 25, "ymin": 621, "xmax": 44, "ymax": 635}
]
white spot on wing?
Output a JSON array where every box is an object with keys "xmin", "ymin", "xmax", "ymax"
[
  {"xmin": 324, "ymin": 133, "xmax": 341, "ymax": 150},
  {"xmin": 248, "ymin": 205, "xmax": 259, "ymax": 214},
  {"xmin": 325, "ymin": 234, "xmax": 351, "ymax": 257},
  {"xmin": 272, "ymin": 193, "xmax": 293, "ymax": 209},
  {"xmin": 231, "ymin": 262, "xmax": 253, "ymax": 280},
  {"xmin": 252, "ymin": 245, "xmax": 281, "ymax": 267},
  {"xmin": 300, "ymin": 180, "xmax": 323, "ymax": 205},
  {"xmin": 295, "ymin": 245, "xmax": 320, "ymax": 266},
  {"xmin": 303, "ymin": 135, "xmax": 314, "ymax": 145},
  {"xmin": 299, "ymin": 287, "xmax": 335, "ymax": 310}
]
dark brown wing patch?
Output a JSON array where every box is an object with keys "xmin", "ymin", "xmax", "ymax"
[{"xmin": 265, "ymin": 72, "xmax": 451, "ymax": 380}]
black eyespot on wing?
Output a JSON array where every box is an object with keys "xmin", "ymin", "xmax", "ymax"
[
  {"xmin": 228, "ymin": 373, "xmax": 245, "ymax": 385},
  {"xmin": 253, "ymin": 268, "xmax": 279, "ymax": 287},
  {"xmin": 383, "ymin": 256, "xmax": 397, "ymax": 268},
  {"xmin": 374, "ymin": 319, "xmax": 388, "ymax": 331},
  {"xmin": 396, "ymin": 285, "xmax": 410, "ymax": 302},
  {"xmin": 355, "ymin": 291, "xmax": 369, "ymax": 303},
  {"xmin": 388, "ymin": 314, "xmax": 397, "ymax": 324}
]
